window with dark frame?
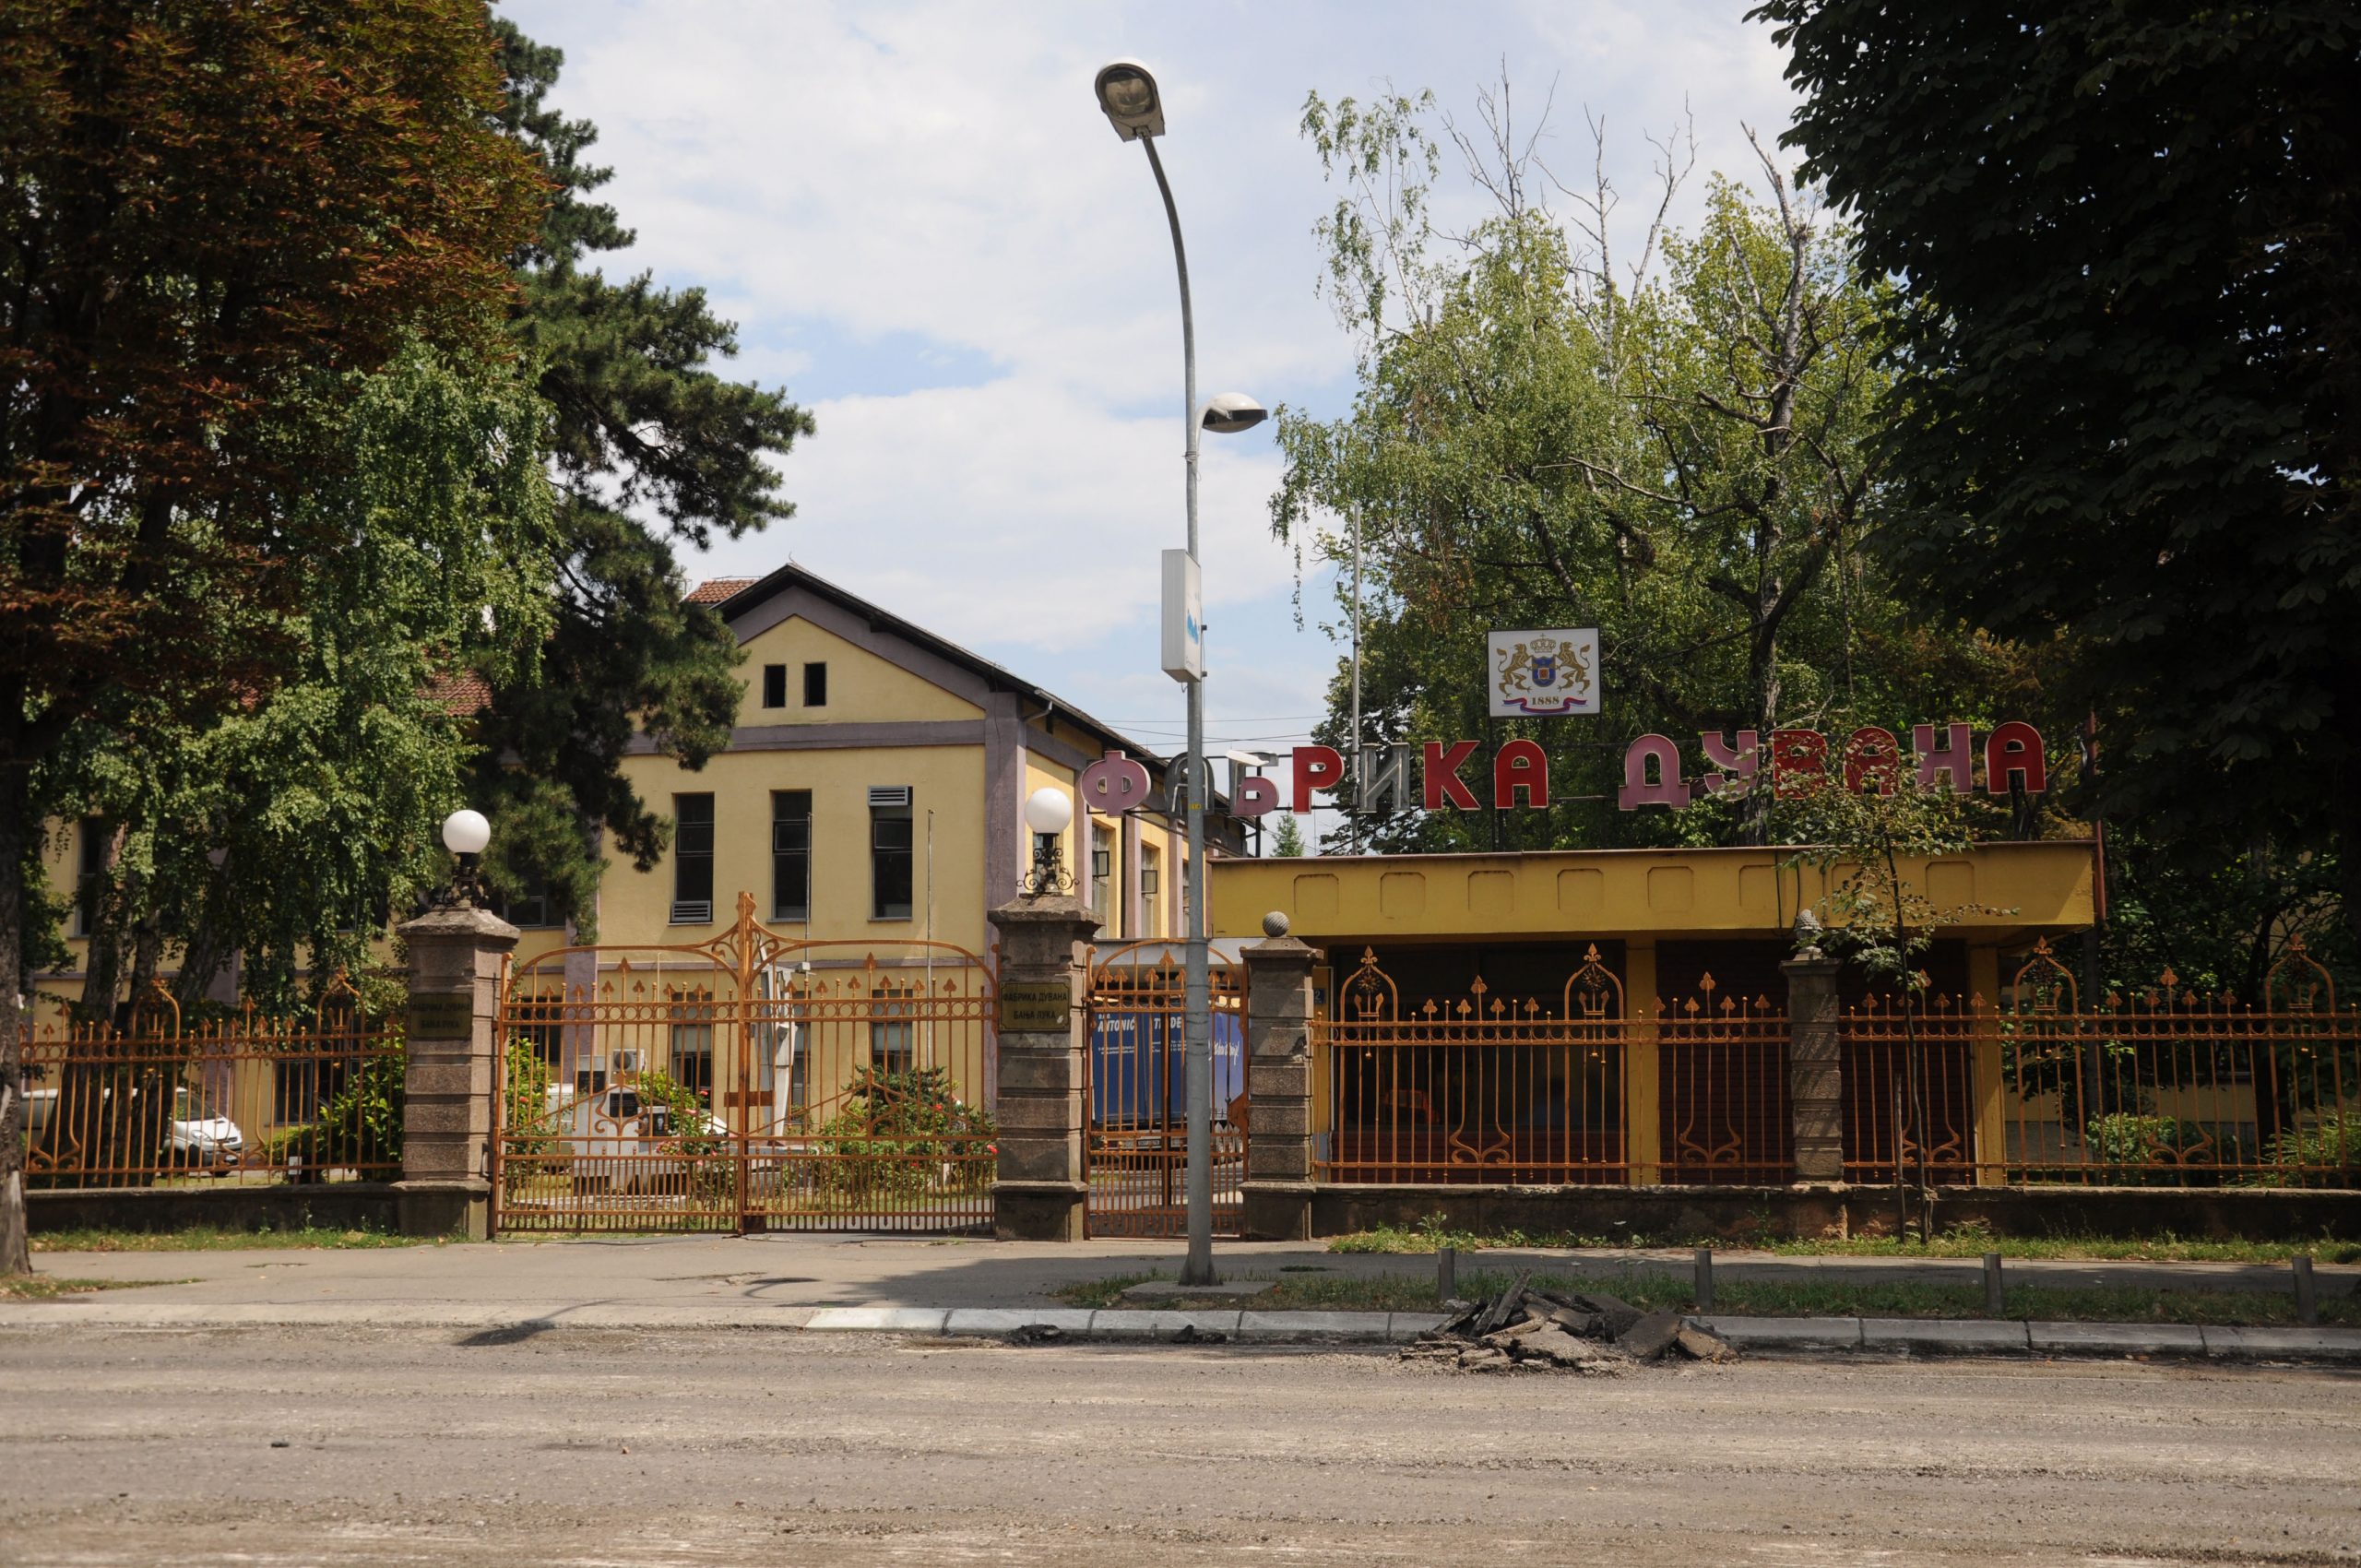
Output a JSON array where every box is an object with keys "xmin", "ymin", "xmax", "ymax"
[
  {"xmin": 871, "ymin": 793, "xmax": 912, "ymax": 920},
  {"xmin": 496, "ymin": 873, "xmax": 560, "ymax": 930},
  {"xmin": 761, "ymin": 663, "xmax": 788, "ymax": 708},
  {"xmin": 671, "ymin": 793, "xmax": 715, "ymax": 922},
  {"xmin": 772, "ymin": 790, "xmax": 812, "ymax": 922},
  {"xmin": 802, "ymin": 661, "xmax": 828, "ymax": 707}
]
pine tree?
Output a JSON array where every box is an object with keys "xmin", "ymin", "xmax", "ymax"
[{"xmin": 472, "ymin": 19, "xmax": 815, "ymax": 932}]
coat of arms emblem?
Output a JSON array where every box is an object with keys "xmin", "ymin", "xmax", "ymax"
[{"xmin": 1488, "ymin": 628, "xmax": 1600, "ymax": 717}]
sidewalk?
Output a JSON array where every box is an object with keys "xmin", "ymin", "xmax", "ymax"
[{"xmin": 6, "ymin": 1234, "xmax": 2355, "ymax": 1361}]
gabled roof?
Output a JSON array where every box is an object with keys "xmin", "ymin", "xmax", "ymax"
[{"xmin": 702, "ymin": 562, "xmax": 1171, "ymax": 770}]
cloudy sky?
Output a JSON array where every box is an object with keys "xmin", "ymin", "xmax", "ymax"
[{"xmin": 498, "ymin": 0, "xmax": 1799, "ymax": 781}]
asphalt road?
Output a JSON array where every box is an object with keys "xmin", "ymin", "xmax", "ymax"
[{"xmin": 4, "ymin": 1325, "xmax": 2357, "ymax": 1566}]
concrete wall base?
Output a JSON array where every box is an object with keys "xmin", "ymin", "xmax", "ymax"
[
  {"xmin": 994, "ymin": 1180, "xmax": 1086, "ymax": 1241},
  {"xmin": 394, "ymin": 1178, "xmax": 490, "ymax": 1241},
  {"xmin": 1241, "ymin": 1182, "xmax": 1316, "ymax": 1241},
  {"xmin": 27, "ymin": 1182, "xmax": 401, "ymax": 1235},
  {"xmin": 1307, "ymin": 1182, "xmax": 2361, "ymax": 1243}
]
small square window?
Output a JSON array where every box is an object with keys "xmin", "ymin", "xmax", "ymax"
[
  {"xmin": 803, "ymin": 661, "xmax": 828, "ymax": 707},
  {"xmin": 761, "ymin": 664, "xmax": 787, "ymax": 708}
]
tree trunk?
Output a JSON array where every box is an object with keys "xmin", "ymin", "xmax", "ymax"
[{"xmin": 1, "ymin": 762, "xmax": 34, "ymax": 1276}]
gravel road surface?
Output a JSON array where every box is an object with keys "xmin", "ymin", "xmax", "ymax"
[{"xmin": 4, "ymin": 1325, "xmax": 2356, "ymax": 1566}]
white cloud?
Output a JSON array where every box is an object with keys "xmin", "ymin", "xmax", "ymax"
[{"xmin": 499, "ymin": 0, "xmax": 1801, "ymax": 752}]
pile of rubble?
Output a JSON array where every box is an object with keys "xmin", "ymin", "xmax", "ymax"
[{"xmin": 1401, "ymin": 1272, "xmax": 1737, "ymax": 1373}]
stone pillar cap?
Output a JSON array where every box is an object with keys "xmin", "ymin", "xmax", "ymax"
[{"xmin": 398, "ymin": 904, "xmax": 520, "ymax": 944}]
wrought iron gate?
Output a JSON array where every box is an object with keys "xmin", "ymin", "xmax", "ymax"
[
  {"xmin": 492, "ymin": 895, "xmax": 997, "ymax": 1234},
  {"xmin": 1083, "ymin": 943, "xmax": 1245, "ymax": 1238}
]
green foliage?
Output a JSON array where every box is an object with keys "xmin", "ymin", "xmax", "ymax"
[
  {"xmin": 2256, "ymin": 1113, "xmax": 2361, "ymax": 1187},
  {"xmin": 1769, "ymin": 772, "xmax": 2010, "ymax": 997},
  {"xmin": 264, "ymin": 1046, "xmax": 406, "ymax": 1176},
  {"xmin": 1269, "ymin": 816, "xmax": 1309, "ymax": 859},
  {"xmin": 1274, "ymin": 85, "xmax": 2017, "ymax": 853},
  {"xmin": 47, "ymin": 338, "xmax": 558, "ymax": 1016},
  {"xmin": 471, "ymin": 22, "xmax": 816, "ymax": 934},
  {"xmin": 631, "ymin": 1067, "xmax": 734, "ymax": 1198},
  {"xmin": 815, "ymin": 1066, "xmax": 996, "ymax": 1199},
  {"xmin": 1760, "ymin": 1, "xmax": 2361, "ymax": 950}
]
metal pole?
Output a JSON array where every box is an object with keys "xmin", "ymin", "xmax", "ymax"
[
  {"xmin": 1141, "ymin": 137, "xmax": 1216, "ymax": 1286},
  {"xmin": 1350, "ymin": 507, "xmax": 1363, "ymax": 853}
]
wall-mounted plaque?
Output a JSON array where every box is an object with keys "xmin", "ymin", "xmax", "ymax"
[
  {"xmin": 406, "ymin": 993, "xmax": 476, "ymax": 1039},
  {"xmin": 998, "ymin": 980, "xmax": 1074, "ymax": 1033}
]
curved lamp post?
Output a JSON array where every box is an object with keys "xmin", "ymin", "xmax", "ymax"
[{"xmin": 1095, "ymin": 59, "xmax": 1266, "ymax": 1286}]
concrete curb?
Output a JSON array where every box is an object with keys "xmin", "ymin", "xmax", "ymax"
[{"xmin": 6, "ymin": 1301, "xmax": 2356, "ymax": 1360}]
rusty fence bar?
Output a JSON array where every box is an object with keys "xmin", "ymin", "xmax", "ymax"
[
  {"xmin": 1656, "ymin": 981, "xmax": 1794, "ymax": 1184},
  {"xmin": 492, "ymin": 900, "xmax": 998, "ymax": 1234},
  {"xmin": 1083, "ymin": 944, "xmax": 1245, "ymax": 1239},
  {"xmin": 21, "ymin": 977, "xmax": 402, "ymax": 1190},
  {"xmin": 1841, "ymin": 937, "xmax": 2361, "ymax": 1188}
]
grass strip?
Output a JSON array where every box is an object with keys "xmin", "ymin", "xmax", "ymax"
[
  {"xmin": 1327, "ymin": 1222, "xmax": 2361, "ymax": 1265},
  {"xmin": 30, "ymin": 1224, "xmax": 424, "ymax": 1253},
  {"xmin": 1, "ymin": 1276, "xmax": 188, "ymax": 1301},
  {"xmin": 1056, "ymin": 1265, "xmax": 2360, "ymax": 1326}
]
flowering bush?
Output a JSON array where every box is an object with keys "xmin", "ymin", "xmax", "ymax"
[{"xmin": 816, "ymin": 1066, "xmax": 996, "ymax": 1198}]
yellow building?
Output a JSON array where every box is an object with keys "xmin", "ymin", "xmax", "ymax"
[{"xmin": 548, "ymin": 564, "xmax": 1197, "ymax": 967}]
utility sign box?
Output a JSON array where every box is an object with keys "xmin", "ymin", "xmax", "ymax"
[
  {"xmin": 1161, "ymin": 549, "xmax": 1203, "ymax": 682},
  {"xmin": 1488, "ymin": 627, "xmax": 1600, "ymax": 718}
]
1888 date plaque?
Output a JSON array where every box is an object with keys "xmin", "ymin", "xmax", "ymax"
[{"xmin": 998, "ymin": 981, "xmax": 1073, "ymax": 1032}]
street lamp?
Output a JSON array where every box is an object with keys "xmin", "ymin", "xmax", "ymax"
[
  {"xmin": 1095, "ymin": 58, "xmax": 1266, "ymax": 1287},
  {"xmin": 1020, "ymin": 786, "xmax": 1075, "ymax": 898},
  {"xmin": 440, "ymin": 809, "xmax": 492, "ymax": 909}
]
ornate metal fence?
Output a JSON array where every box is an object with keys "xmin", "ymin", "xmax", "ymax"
[
  {"xmin": 1082, "ymin": 943, "xmax": 1244, "ymax": 1238},
  {"xmin": 492, "ymin": 895, "xmax": 997, "ymax": 1234},
  {"xmin": 22, "ymin": 975, "xmax": 402, "ymax": 1189},
  {"xmin": 1841, "ymin": 937, "xmax": 2361, "ymax": 1186},
  {"xmin": 1657, "ymin": 978, "xmax": 1794, "ymax": 1183}
]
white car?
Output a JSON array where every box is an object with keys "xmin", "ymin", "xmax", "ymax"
[
  {"xmin": 18, "ymin": 1083, "xmax": 243, "ymax": 1171},
  {"xmin": 169, "ymin": 1087, "xmax": 244, "ymax": 1170}
]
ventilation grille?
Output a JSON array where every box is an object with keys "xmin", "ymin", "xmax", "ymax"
[
  {"xmin": 868, "ymin": 786, "xmax": 912, "ymax": 808},
  {"xmin": 669, "ymin": 900, "xmax": 713, "ymax": 925}
]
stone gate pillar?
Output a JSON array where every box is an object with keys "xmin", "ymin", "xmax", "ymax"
[
  {"xmin": 396, "ymin": 901, "xmax": 519, "ymax": 1239},
  {"xmin": 1240, "ymin": 913, "xmax": 1319, "ymax": 1241},
  {"xmin": 987, "ymin": 891, "xmax": 1096, "ymax": 1241},
  {"xmin": 1781, "ymin": 947, "xmax": 1845, "ymax": 1182}
]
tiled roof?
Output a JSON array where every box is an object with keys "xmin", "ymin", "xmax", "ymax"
[
  {"xmin": 431, "ymin": 671, "xmax": 492, "ymax": 717},
  {"xmin": 687, "ymin": 577, "xmax": 759, "ymax": 605}
]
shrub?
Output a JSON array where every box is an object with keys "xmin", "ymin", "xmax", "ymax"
[
  {"xmin": 262, "ymin": 1043, "xmax": 406, "ymax": 1178},
  {"xmin": 816, "ymin": 1066, "xmax": 996, "ymax": 1200},
  {"xmin": 2254, "ymin": 1111, "xmax": 2361, "ymax": 1187}
]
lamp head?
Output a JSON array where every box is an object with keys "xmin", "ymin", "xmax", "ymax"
[
  {"xmin": 441, "ymin": 809, "xmax": 492, "ymax": 857},
  {"xmin": 1094, "ymin": 60, "xmax": 1165, "ymax": 141},
  {"xmin": 1200, "ymin": 391, "xmax": 1267, "ymax": 434},
  {"xmin": 1024, "ymin": 787, "xmax": 1074, "ymax": 836}
]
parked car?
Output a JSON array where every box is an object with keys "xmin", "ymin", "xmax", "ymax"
[{"xmin": 169, "ymin": 1087, "xmax": 244, "ymax": 1171}]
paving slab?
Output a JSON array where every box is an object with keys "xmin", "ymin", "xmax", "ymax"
[
  {"xmin": 1860, "ymin": 1317, "xmax": 2031, "ymax": 1356},
  {"xmin": 2201, "ymin": 1325, "xmax": 2361, "ymax": 1362},
  {"xmin": 942, "ymin": 1308, "xmax": 1095, "ymax": 1337},
  {"xmin": 1086, "ymin": 1310, "xmax": 1242, "ymax": 1339},
  {"xmin": 2027, "ymin": 1321, "xmax": 2206, "ymax": 1358},
  {"xmin": 1701, "ymin": 1315, "xmax": 1862, "ymax": 1353},
  {"xmin": 1235, "ymin": 1311, "xmax": 1394, "ymax": 1341}
]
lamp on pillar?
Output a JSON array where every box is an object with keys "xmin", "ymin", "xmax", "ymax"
[
  {"xmin": 1020, "ymin": 787, "xmax": 1075, "ymax": 898},
  {"xmin": 439, "ymin": 809, "xmax": 492, "ymax": 909}
]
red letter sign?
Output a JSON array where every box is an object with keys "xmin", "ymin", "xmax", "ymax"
[
  {"xmin": 1233, "ymin": 775, "xmax": 1278, "ymax": 817},
  {"xmin": 1619, "ymin": 734, "xmax": 1692, "ymax": 810},
  {"xmin": 1292, "ymin": 745, "xmax": 1345, "ymax": 814},
  {"xmin": 1843, "ymin": 727, "xmax": 1901, "ymax": 795},
  {"xmin": 1986, "ymin": 721, "xmax": 2047, "ymax": 795},
  {"xmin": 1771, "ymin": 730, "xmax": 1829, "ymax": 798},
  {"xmin": 1423, "ymin": 741, "xmax": 1479, "ymax": 810},
  {"xmin": 1494, "ymin": 739, "xmax": 1549, "ymax": 809}
]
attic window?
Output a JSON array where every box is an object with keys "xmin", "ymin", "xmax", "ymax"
[
  {"xmin": 803, "ymin": 661, "xmax": 828, "ymax": 707},
  {"xmin": 761, "ymin": 664, "xmax": 787, "ymax": 708}
]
